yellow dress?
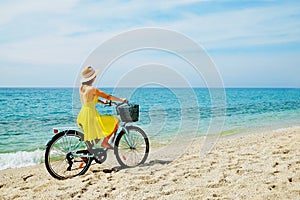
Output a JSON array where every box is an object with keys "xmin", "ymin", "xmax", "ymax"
[{"xmin": 77, "ymin": 96, "xmax": 120, "ymax": 141}]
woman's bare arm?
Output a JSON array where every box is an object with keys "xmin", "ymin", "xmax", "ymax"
[{"xmin": 95, "ymin": 89, "xmax": 127, "ymax": 103}]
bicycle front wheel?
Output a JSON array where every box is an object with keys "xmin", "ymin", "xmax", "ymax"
[
  {"xmin": 114, "ymin": 126, "xmax": 149, "ymax": 168},
  {"xmin": 45, "ymin": 130, "xmax": 92, "ymax": 179}
]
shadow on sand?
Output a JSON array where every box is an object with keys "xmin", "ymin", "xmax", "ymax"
[{"xmin": 93, "ymin": 159, "xmax": 172, "ymax": 174}]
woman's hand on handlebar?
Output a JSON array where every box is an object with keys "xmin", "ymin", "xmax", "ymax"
[{"xmin": 98, "ymin": 99, "xmax": 110, "ymax": 104}]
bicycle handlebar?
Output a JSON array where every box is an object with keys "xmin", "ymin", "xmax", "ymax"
[{"xmin": 98, "ymin": 99, "xmax": 129, "ymax": 107}]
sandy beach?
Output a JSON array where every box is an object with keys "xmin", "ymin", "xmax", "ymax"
[{"xmin": 1, "ymin": 127, "xmax": 299, "ymax": 200}]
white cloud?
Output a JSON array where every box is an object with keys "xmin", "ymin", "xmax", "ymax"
[
  {"xmin": 164, "ymin": 2, "xmax": 300, "ymax": 49},
  {"xmin": 0, "ymin": 0, "xmax": 77, "ymax": 26},
  {"xmin": 0, "ymin": 0, "xmax": 299, "ymax": 87}
]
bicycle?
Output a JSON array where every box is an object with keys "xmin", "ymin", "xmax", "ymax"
[{"xmin": 44, "ymin": 101, "xmax": 149, "ymax": 179}]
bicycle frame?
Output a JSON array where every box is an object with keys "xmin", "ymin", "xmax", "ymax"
[{"xmin": 49, "ymin": 121, "xmax": 130, "ymax": 160}]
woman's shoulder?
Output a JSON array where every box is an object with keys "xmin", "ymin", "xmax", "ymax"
[
  {"xmin": 85, "ymin": 85, "xmax": 96, "ymax": 91},
  {"xmin": 80, "ymin": 85, "xmax": 96, "ymax": 94}
]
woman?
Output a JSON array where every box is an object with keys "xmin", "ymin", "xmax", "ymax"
[{"xmin": 77, "ymin": 66, "xmax": 127, "ymax": 149}]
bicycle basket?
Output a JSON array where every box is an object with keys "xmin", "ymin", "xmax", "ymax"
[{"xmin": 117, "ymin": 104, "xmax": 139, "ymax": 122}]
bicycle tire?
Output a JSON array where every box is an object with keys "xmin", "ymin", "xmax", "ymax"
[
  {"xmin": 114, "ymin": 126, "xmax": 149, "ymax": 168},
  {"xmin": 45, "ymin": 130, "xmax": 92, "ymax": 179}
]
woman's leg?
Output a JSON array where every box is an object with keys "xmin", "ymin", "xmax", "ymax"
[
  {"xmin": 101, "ymin": 133, "xmax": 114, "ymax": 149},
  {"xmin": 100, "ymin": 116, "xmax": 120, "ymax": 149}
]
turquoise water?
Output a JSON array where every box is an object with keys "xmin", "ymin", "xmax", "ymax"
[{"xmin": 0, "ymin": 88, "xmax": 299, "ymax": 169}]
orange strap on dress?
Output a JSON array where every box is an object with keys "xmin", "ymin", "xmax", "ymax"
[{"xmin": 95, "ymin": 89, "xmax": 112, "ymax": 100}]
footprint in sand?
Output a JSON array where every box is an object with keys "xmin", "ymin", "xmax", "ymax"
[{"xmin": 22, "ymin": 174, "xmax": 34, "ymax": 181}]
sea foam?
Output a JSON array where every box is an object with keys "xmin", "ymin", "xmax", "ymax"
[{"xmin": 0, "ymin": 149, "xmax": 44, "ymax": 170}]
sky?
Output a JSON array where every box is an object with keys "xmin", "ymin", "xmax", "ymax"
[{"xmin": 0, "ymin": 0, "xmax": 299, "ymax": 88}]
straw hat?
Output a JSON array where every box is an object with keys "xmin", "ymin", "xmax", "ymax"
[{"xmin": 80, "ymin": 66, "xmax": 99, "ymax": 83}]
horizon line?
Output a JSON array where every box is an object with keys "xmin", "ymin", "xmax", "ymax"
[{"xmin": 0, "ymin": 86, "xmax": 299, "ymax": 89}]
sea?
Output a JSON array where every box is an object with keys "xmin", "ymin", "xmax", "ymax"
[{"xmin": 0, "ymin": 87, "xmax": 299, "ymax": 170}]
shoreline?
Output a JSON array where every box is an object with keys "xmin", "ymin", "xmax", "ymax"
[
  {"xmin": 1, "ymin": 126, "xmax": 300, "ymax": 199},
  {"xmin": 1, "ymin": 125, "xmax": 299, "ymax": 170}
]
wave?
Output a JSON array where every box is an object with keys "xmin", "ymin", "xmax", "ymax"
[{"xmin": 0, "ymin": 149, "xmax": 44, "ymax": 170}]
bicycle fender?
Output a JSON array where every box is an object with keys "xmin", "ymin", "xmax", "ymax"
[{"xmin": 46, "ymin": 130, "xmax": 84, "ymax": 147}]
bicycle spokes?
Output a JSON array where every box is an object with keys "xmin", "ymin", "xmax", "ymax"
[
  {"xmin": 115, "ymin": 126, "xmax": 149, "ymax": 167},
  {"xmin": 45, "ymin": 132, "xmax": 92, "ymax": 179}
]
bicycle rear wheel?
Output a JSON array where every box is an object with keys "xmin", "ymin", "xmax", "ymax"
[
  {"xmin": 45, "ymin": 130, "xmax": 92, "ymax": 179},
  {"xmin": 114, "ymin": 126, "xmax": 149, "ymax": 168}
]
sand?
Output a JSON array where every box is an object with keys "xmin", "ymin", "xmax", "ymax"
[{"xmin": 1, "ymin": 127, "xmax": 300, "ymax": 200}]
